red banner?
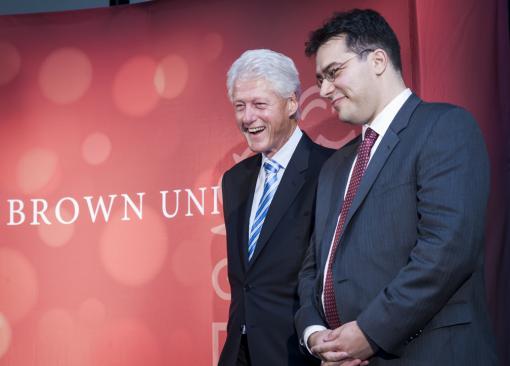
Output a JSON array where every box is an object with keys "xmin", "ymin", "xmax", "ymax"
[{"xmin": 0, "ymin": 0, "xmax": 507, "ymax": 365}]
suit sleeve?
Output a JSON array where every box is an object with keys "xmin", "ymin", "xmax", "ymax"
[
  {"xmin": 295, "ymin": 161, "xmax": 333, "ymax": 339},
  {"xmin": 357, "ymin": 107, "xmax": 490, "ymax": 354},
  {"xmin": 295, "ymin": 230, "xmax": 327, "ymax": 337},
  {"xmin": 221, "ymin": 170, "xmax": 232, "ymax": 226}
]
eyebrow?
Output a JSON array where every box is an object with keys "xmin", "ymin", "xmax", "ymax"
[{"xmin": 317, "ymin": 61, "xmax": 338, "ymax": 77}]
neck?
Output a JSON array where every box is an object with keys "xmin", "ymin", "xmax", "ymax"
[
  {"xmin": 369, "ymin": 75, "xmax": 406, "ymax": 123},
  {"xmin": 381, "ymin": 75, "xmax": 406, "ymax": 104},
  {"xmin": 264, "ymin": 123, "xmax": 297, "ymax": 158}
]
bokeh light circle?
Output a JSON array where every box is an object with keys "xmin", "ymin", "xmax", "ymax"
[
  {"xmin": 99, "ymin": 206, "xmax": 168, "ymax": 286},
  {"xmin": 82, "ymin": 132, "xmax": 112, "ymax": 165},
  {"xmin": 0, "ymin": 248, "xmax": 38, "ymax": 323},
  {"xmin": 78, "ymin": 298, "xmax": 106, "ymax": 328},
  {"xmin": 37, "ymin": 208, "xmax": 75, "ymax": 247},
  {"xmin": 113, "ymin": 56, "xmax": 160, "ymax": 117},
  {"xmin": 16, "ymin": 148, "xmax": 59, "ymax": 194},
  {"xmin": 0, "ymin": 313, "xmax": 12, "ymax": 359},
  {"xmin": 0, "ymin": 42, "xmax": 21, "ymax": 85},
  {"xmin": 39, "ymin": 48, "xmax": 92, "ymax": 104},
  {"xmin": 154, "ymin": 55, "xmax": 188, "ymax": 99}
]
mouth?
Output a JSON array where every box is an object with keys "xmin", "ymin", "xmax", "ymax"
[
  {"xmin": 245, "ymin": 126, "xmax": 266, "ymax": 135},
  {"xmin": 332, "ymin": 96, "xmax": 346, "ymax": 107}
]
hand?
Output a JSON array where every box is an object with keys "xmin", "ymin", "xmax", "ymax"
[
  {"xmin": 308, "ymin": 329, "xmax": 333, "ymax": 350},
  {"xmin": 311, "ymin": 321, "xmax": 374, "ymax": 363},
  {"xmin": 309, "ymin": 329, "xmax": 349, "ymax": 362}
]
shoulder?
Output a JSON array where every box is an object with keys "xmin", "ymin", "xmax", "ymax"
[
  {"xmin": 223, "ymin": 153, "xmax": 259, "ymax": 182},
  {"xmin": 300, "ymin": 132, "xmax": 336, "ymax": 163},
  {"xmin": 324, "ymin": 134, "xmax": 360, "ymax": 168},
  {"xmin": 414, "ymin": 101, "xmax": 478, "ymax": 127},
  {"xmin": 409, "ymin": 102, "xmax": 483, "ymax": 145}
]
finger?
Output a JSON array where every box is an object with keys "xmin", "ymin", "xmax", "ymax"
[
  {"xmin": 325, "ymin": 326, "xmax": 342, "ymax": 341},
  {"xmin": 312, "ymin": 342, "xmax": 345, "ymax": 355},
  {"xmin": 320, "ymin": 351, "xmax": 352, "ymax": 362}
]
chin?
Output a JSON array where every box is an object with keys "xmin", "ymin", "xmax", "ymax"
[
  {"xmin": 339, "ymin": 112, "xmax": 363, "ymax": 125},
  {"xmin": 338, "ymin": 112, "xmax": 352, "ymax": 123},
  {"xmin": 247, "ymin": 143, "xmax": 267, "ymax": 154}
]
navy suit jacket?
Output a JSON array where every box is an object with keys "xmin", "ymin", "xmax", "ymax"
[
  {"xmin": 219, "ymin": 133, "xmax": 333, "ymax": 366},
  {"xmin": 296, "ymin": 94, "xmax": 498, "ymax": 365}
]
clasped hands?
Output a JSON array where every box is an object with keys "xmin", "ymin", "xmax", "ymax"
[{"xmin": 308, "ymin": 321, "xmax": 373, "ymax": 366}]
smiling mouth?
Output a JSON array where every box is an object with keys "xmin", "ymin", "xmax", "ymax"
[
  {"xmin": 245, "ymin": 126, "xmax": 265, "ymax": 135},
  {"xmin": 332, "ymin": 96, "xmax": 346, "ymax": 106}
]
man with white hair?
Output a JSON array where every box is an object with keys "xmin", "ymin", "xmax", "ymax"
[{"xmin": 219, "ymin": 49, "xmax": 333, "ymax": 366}]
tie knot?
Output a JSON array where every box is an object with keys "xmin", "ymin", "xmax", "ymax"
[
  {"xmin": 263, "ymin": 160, "xmax": 280, "ymax": 175},
  {"xmin": 364, "ymin": 127, "xmax": 378, "ymax": 145}
]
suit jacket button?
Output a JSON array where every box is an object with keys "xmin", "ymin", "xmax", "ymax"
[{"xmin": 244, "ymin": 284, "xmax": 251, "ymax": 291}]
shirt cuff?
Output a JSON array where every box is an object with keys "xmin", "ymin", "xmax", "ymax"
[{"xmin": 303, "ymin": 325, "xmax": 327, "ymax": 355}]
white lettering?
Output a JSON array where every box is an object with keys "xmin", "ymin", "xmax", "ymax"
[
  {"xmin": 7, "ymin": 199, "xmax": 25, "ymax": 226},
  {"xmin": 211, "ymin": 258, "xmax": 230, "ymax": 300},
  {"xmin": 84, "ymin": 194, "xmax": 117, "ymax": 223},
  {"xmin": 210, "ymin": 186, "xmax": 220, "ymax": 215},
  {"xmin": 185, "ymin": 187, "xmax": 206, "ymax": 217},
  {"xmin": 55, "ymin": 197, "xmax": 80, "ymax": 224},
  {"xmin": 121, "ymin": 193, "xmax": 145, "ymax": 221},
  {"xmin": 160, "ymin": 190, "xmax": 181, "ymax": 218},
  {"xmin": 30, "ymin": 199, "xmax": 51, "ymax": 225}
]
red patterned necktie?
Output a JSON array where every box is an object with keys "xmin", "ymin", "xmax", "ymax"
[{"xmin": 323, "ymin": 127, "xmax": 379, "ymax": 329}]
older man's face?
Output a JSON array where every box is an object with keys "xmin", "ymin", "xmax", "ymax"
[{"xmin": 232, "ymin": 78, "xmax": 297, "ymax": 158}]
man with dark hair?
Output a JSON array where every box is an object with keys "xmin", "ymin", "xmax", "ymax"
[
  {"xmin": 219, "ymin": 49, "xmax": 333, "ymax": 366},
  {"xmin": 296, "ymin": 9, "xmax": 498, "ymax": 365}
]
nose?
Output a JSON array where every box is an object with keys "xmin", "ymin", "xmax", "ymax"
[
  {"xmin": 242, "ymin": 104, "xmax": 257, "ymax": 124},
  {"xmin": 319, "ymin": 79, "xmax": 335, "ymax": 98}
]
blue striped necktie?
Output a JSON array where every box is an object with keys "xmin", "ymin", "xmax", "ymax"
[{"xmin": 248, "ymin": 159, "xmax": 281, "ymax": 261}]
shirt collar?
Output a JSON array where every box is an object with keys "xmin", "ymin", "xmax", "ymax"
[
  {"xmin": 362, "ymin": 88, "xmax": 412, "ymax": 139},
  {"xmin": 262, "ymin": 127, "xmax": 302, "ymax": 170}
]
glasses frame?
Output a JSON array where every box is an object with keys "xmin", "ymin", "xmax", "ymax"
[{"xmin": 316, "ymin": 48, "xmax": 375, "ymax": 88}]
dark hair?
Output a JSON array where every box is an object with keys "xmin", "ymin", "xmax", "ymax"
[{"xmin": 305, "ymin": 9, "xmax": 402, "ymax": 72}]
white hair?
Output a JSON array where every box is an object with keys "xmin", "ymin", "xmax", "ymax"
[{"xmin": 226, "ymin": 49, "xmax": 301, "ymax": 120}]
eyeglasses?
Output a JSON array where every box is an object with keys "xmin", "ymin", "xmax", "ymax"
[{"xmin": 316, "ymin": 49, "xmax": 374, "ymax": 88}]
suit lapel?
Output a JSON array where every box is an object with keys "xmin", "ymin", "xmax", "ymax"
[
  {"xmin": 319, "ymin": 141, "xmax": 359, "ymax": 267},
  {"xmin": 236, "ymin": 156, "xmax": 261, "ymax": 270},
  {"xmin": 341, "ymin": 94, "xmax": 422, "ymax": 234},
  {"xmin": 248, "ymin": 134, "xmax": 311, "ymax": 266}
]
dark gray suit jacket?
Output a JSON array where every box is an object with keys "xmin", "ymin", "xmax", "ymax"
[
  {"xmin": 219, "ymin": 133, "xmax": 333, "ymax": 366},
  {"xmin": 296, "ymin": 94, "xmax": 498, "ymax": 365}
]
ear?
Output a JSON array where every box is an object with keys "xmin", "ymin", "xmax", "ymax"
[
  {"xmin": 371, "ymin": 49, "xmax": 389, "ymax": 76},
  {"xmin": 287, "ymin": 92, "xmax": 299, "ymax": 118}
]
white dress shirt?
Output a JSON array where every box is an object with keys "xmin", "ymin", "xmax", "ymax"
[
  {"xmin": 303, "ymin": 88, "xmax": 412, "ymax": 351},
  {"xmin": 249, "ymin": 127, "xmax": 303, "ymax": 236}
]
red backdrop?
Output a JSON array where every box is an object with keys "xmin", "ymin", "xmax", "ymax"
[{"xmin": 0, "ymin": 0, "xmax": 508, "ymax": 365}]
